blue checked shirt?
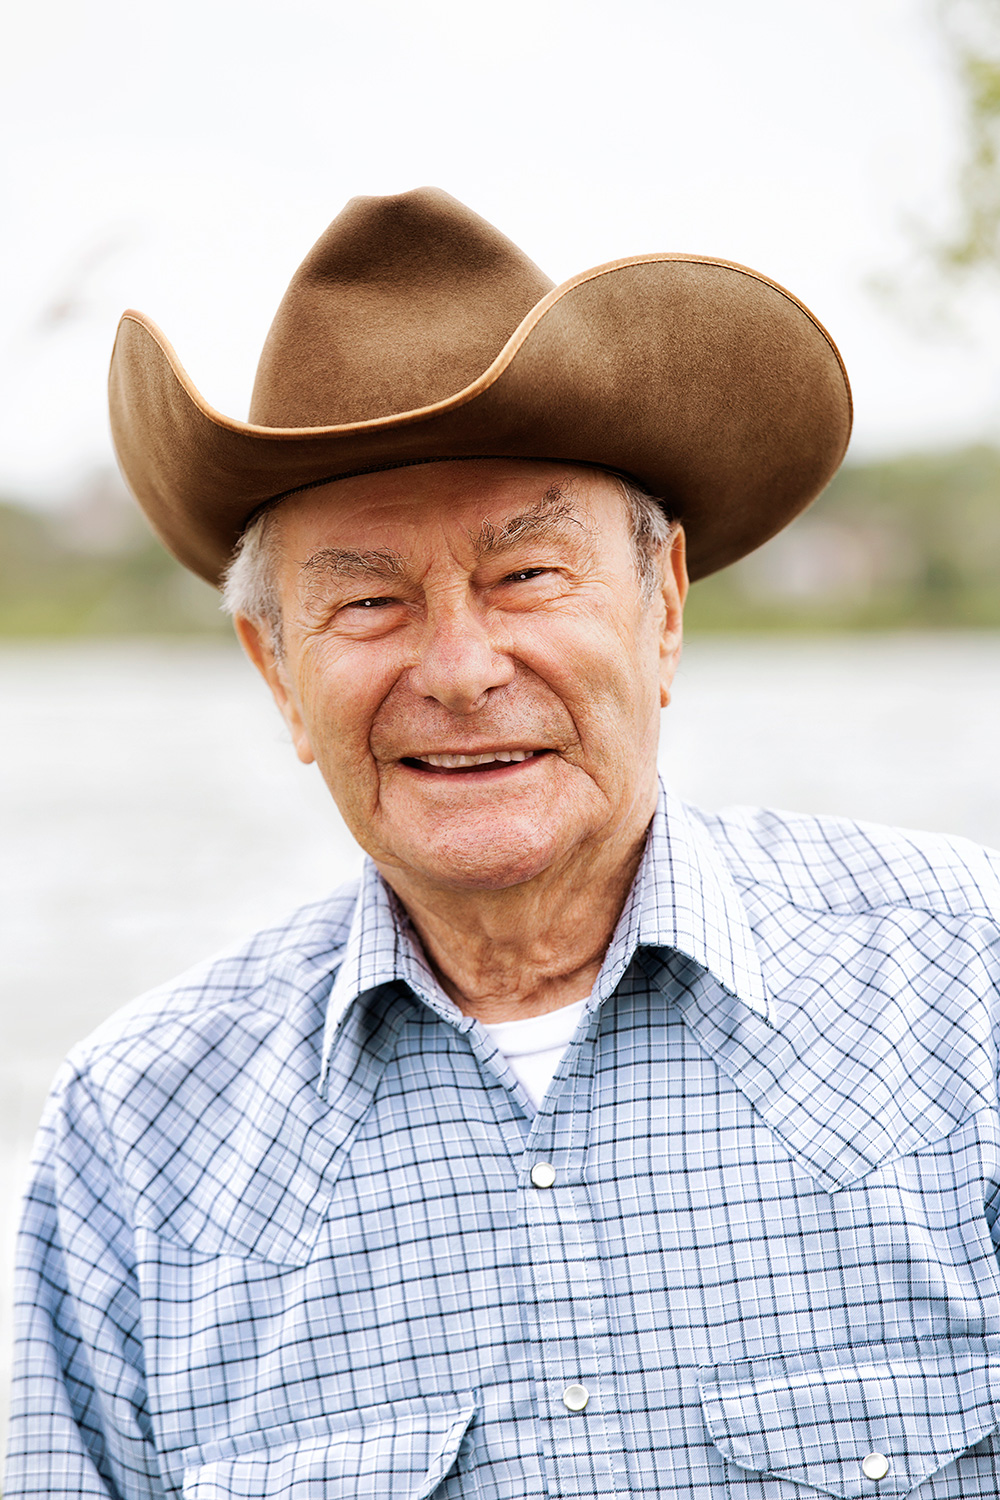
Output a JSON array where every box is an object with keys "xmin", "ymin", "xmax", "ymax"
[{"xmin": 8, "ymin": 783, "xmax": 1000, "ymax": 1498}]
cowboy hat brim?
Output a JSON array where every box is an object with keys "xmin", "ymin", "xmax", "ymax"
[{"xmin": 109, "ymin": 251, "xmax": 852, "ymax": 586}]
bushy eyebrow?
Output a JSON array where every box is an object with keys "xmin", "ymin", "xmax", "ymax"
[
  {"xmin": 471, "ymin": 487, "xmax": 586, "ymax": 557},
  {"xmin": 299, "ymin": 547, "xmax": 406, "ymax": 587},
  {"xmin": 297, "ymin": 486, "xmax": 586, "ymax": 593}
]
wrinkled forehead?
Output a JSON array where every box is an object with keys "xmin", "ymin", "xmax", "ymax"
[{"xmin": 267, "ymin": 457, "xmax": 630, "ymax": 556}]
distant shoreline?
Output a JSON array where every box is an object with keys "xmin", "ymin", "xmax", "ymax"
[{"xmin": 5, "ymin": 445, "xmax": 1000, "ymax": 635}]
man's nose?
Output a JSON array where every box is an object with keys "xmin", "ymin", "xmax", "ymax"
[{"xmin": 407, "ymin": 602, "xmax": 515, "ymax": 714}]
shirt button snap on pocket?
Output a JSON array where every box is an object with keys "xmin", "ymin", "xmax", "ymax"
[
  {"xmin": 562, "ymin": 1383, "xmax": 589, "ymax": 1412},
  {"xmin": 530, "ymin": 1162, "xmax": 556, "ymax": 1188},
  {"xmin": 862, "ymin": 1453, "xmax": 890, "ymax": 1481}
]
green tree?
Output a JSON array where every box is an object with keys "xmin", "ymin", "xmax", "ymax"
[{"xmin": 931, "ymin": 0, "xmax": 1000, "ymax": 277}]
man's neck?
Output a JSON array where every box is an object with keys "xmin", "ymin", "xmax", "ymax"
[{"xmin": 376, "ymin": 816, "xmax": 652, "ymax": 1024}]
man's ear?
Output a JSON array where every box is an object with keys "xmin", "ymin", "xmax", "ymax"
[
  {"xmin": 233, "ymin": 615, "xmax": 316, "ymax": 765},
  {"xmin": 658, "ymin": 525, "xmax": 688, "ymax": 709}
]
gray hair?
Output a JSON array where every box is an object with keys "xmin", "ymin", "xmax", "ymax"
[
  {"xmin": 617, "ymin": 476, "xmax": 678, "ymax": 601},
  {"xmin": 220, "ymin": 500, "xmax": 285, "ymax": 652},
  {"xmin": 221, "ymin": 473, "xmax": 677, "ymax": 655}
]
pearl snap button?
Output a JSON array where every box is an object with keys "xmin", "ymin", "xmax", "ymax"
[
  {"xmin": 562, "ymin": 1383, "xmax": 589, "ymax": 1412},
  {"xmin": 862, "ymin": 1453, "xmax": 890, "ymax": 1481},
  {"xmin": 530, "ymin": 1162, "xmax": 556, "ymax": 1188}
]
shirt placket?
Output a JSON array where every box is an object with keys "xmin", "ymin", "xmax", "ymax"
[{"xmin": 518, "ymin": 1018, "xmax": 629, "ymax": 1498}]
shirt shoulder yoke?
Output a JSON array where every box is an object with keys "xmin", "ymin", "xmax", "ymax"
[
  {"xmin": 693, "ymin": 804, "xmax": 1000, "ymax": 923},
  {"xmin": 67, "ymin": 877, "xmax": 361, "ymax": 1072}
]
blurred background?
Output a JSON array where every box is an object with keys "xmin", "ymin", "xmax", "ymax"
[{"xmin": 5, "ymin": 0, "xmax": 1000, "ymax": 1442}]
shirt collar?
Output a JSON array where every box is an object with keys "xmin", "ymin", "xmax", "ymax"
[
  {"xmin": 320, "ymin": 778, "xmax": 770, "ymax": 1081},
  {"xmin": 628, "ymin": 783, "xmax": 771, "ymax": 1022},
  {"xmin": 320, "ymin": 860, "xmax": 470, "ymax": 1085}
]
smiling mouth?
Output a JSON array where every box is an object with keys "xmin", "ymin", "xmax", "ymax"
[{"xmin": 401, "ymin": 749, "xmax": 550, "ymax": 773}]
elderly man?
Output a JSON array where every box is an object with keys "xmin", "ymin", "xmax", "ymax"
[{"xmin": 8, "ymin": 189, "xmax": 1000, "ymax": 1499}]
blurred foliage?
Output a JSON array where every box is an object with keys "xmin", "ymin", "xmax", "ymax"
[
  {"xmin": 932, "ymin": 0, "xmax": 1000, "ymax": 276},
  {"xmin": 687, "ymin": 444, "xmax": 1000, "ymax": 632},
  {"xmin": 871, "ymin": 0, "xmax": 1000, "ymax": 325},
  {"xmin": 2, "ymin": 450, "xmax": 1000, "ymax": 637},
  {"xmin": 0, "ymin": 474, "xmax": 229, "ymax": 639}
]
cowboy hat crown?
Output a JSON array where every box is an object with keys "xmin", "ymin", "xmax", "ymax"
[{"xmin": 249, "ymin": 188, "xmax": 554, "ymax": 427}]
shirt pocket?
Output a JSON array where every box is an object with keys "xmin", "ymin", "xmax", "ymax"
[
  {"xmin": 180, "ymin": 1392, "xmax": 478, "ymax": 1500},
  {"xmin": 699, "ymin": 1342, "xmax": 1000, "ymax": 1497}
]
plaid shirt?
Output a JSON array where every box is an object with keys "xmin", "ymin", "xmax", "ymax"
[{"xmin": 8, "ymin": 783, "xmax": 1000, "ymax": 1499}]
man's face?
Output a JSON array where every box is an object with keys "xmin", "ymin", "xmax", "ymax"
[{"xmin": 238, "ymin": 460, "xmax": 687, "ymax": 894}]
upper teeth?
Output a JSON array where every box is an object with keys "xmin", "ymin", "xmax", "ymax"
[{"xmin": 418, "ymin": 750, "xmax": 535, "ymax": 768}]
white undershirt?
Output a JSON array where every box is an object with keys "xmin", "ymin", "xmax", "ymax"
[{"xmin": 479, "ymin": 997, "xmax": 588, "ymax": 1109}]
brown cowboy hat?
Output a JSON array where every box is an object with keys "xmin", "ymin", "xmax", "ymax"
[{"xmin": 108, "ymin": 187, "xmax": 852, "ymax": 586}]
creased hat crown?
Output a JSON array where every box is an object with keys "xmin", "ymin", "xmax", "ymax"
[{"xmin": 249, "ymin": 188, "xmax": 554, "ymax": 427}]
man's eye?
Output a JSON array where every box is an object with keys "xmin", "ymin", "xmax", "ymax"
[
  {"xmin": 505, "ymin": 568, "xmax": 548, "ymax": 583},
  {"xmin": 344, "ymin": 596, "xmax": 396, "ymax": 610}
]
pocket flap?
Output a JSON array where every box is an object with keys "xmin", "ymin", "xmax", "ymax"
[
  {"xmin": 182, "ymin": 1392, "xmax": 477, "ymax": 1499},
  {"xmin": 700, "ymin": 1344, "xmax": 1000, "ymax": 1497}
]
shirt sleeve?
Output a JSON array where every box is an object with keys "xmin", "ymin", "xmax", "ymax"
[{"xmin": 4, "ymin": 1064, "xmax": 169, "ymax": 1499}]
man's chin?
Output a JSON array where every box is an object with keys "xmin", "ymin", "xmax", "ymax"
[{"xmin": 374, "ymin": 807, "xmax": 574, "ymax": 894}]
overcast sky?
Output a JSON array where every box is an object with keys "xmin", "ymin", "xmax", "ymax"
[{"xmin": 3, "ymin": 0, "xmax": 999, "ymax": 504}]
